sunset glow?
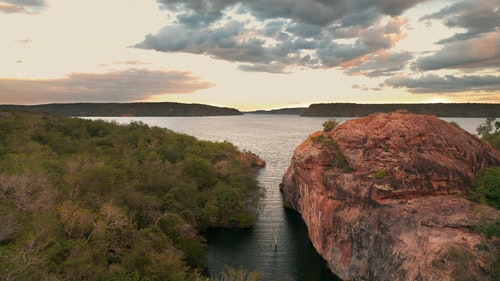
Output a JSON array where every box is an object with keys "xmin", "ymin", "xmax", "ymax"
[{"xmin": 1, "ymin": 0, "xmax": 499, "ymax": 110}]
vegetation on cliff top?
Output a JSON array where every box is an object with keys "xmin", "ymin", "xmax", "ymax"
[{"xmin": 0, "ymin": 110, "xmax": 262, "ymax": 280}]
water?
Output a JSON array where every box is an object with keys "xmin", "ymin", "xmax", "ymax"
[{"xmin": 88, "ymin": 115, "xmax": 488, "ymax": 281}]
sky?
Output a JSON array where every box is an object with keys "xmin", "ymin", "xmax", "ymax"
[{"xmin": 0, "ymin": 0, "xmax": 499, "ymax": 111}]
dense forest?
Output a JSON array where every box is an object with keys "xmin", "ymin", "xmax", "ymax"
[
  {"xmin": 0, "ymin": 110, "xmax": 263, "ymax": 280},
  {"xmin": 0, "ymin": 102, "xmax": 243, "ymax": 117},
  {"xmin": 301, "ymin": 103, "xmax": 500, "ymax": 117}
]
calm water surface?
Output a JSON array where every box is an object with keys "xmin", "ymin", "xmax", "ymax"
[{"xmin": 90, "ymin": 115, "xmax": 486, "ymax": 281}]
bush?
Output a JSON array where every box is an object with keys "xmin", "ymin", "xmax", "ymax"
[
  {"xmin": 477, "ymin": 117, "xmax": 500, "ymax": 149},
  {"xmin": 333, "ymin": 152, "xmax": 352, "ymax": 173},
  {"xmin": 468, "ymin": 166, "xmax": 500, "ymax": 209},
  {"xmin": 214, "ymin": 266, "xmax": 260, "ymax": 281},
  {"xmin": 373, "ymin": 170, "xmax": 386, "ymax": 179},
  {"xmin": 322, "ymin": 118, "xmax": 340, "ymax": 132}
]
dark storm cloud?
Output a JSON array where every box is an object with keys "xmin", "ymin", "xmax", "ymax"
[
  {"xmin": 157, "ymin": 0, "xmax": 236, "ymax": 26},
  {"xmin": 384, "ymin": 74, "xmax": 500, "ymax": 93},
  {"xmin": 158, "ymin": 0, "xmax": 236, "ymax": 14},
  {"xmin": 0, "ymin": 69, "xmax": 214, "ymax": 104},
  {"xmin": 136, "ymin": 0, "xmax": 425, "ymax": 73},
  {"xmin": 241, "ymin": 0, "xmax": 426, "ymax": 27},
  {"xmin": 0, "ymin": 0, "xmax": 47, "ymax": 14}
]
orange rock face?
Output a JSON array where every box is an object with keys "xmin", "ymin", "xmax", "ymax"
[{"xmin": 282, "ymin": 111, "xmax": 500, "ymax": 280}]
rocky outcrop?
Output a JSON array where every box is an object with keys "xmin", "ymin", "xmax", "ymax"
[{"xmin": 282, "ymin": 111, "xmax": 500, "ymax": 280}]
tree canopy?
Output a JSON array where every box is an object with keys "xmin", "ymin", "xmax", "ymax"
[{"xmin": 0, "ymin": 110, "xmax": 262, "ymax": 280}]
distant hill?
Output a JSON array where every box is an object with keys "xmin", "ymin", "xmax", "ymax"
[
  {"xmin": 300, "ymin": 103, "xmax": 500, "ymax": 117},
  {"xmin": 245, "ymin": 107, "xmax": 307, "ymax": 115},
  {"xmin": 0, "ymin": 102, "xmax": 243, "ymax": 117}
]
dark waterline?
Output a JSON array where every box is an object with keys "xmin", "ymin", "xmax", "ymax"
[
  {"xmin": 86, "ymin": 115, "xmax": 486, "ymax": 281},
  {"xmin": 204, "ymin": 208, "xmax": 340, "ymax": 281}
]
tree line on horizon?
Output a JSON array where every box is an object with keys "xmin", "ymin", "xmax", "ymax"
[
  {"xmin": 300, "ymin": 103, "xmax": 500, "ymax": 117},
  {"xmin": 2, "ymin": 102, "xmax": 499, "ymax": 118},
  {"xmin": 0, "ymin": 102, "xmax": 243, "ymax": 117}
]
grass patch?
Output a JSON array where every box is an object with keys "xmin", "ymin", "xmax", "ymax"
[
  {"xmin": 373, "ymin": 170, "xmax": 386, "ymax": 179},
  {"xmin": 333, "ymin": 152, "xmax": 352, "ymax": 173}
]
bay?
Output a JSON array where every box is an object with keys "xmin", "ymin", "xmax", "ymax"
[{"xmin": 89, "ymin": 115, "xmax": 488, "ymax": 281}]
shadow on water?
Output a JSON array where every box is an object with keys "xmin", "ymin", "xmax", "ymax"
[{"xmin": 205, "ymin": 203, "xmax": 341, "ymax": 281}]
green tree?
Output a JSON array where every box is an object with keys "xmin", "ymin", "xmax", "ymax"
[
  {"xmin": 468, "ymin": 166, "xmax": 500, "ymax": 209},
  {"xmin": 477, "ymin": 117, "xmax": 500, "ymax": 149},
  {"xmin": 322, "ymin": 117, "xmax": 340, "ymax": 132}
]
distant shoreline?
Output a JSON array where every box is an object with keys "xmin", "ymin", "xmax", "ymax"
[
  {"xmin": 0, "ymin": 102, "xmax": 243, "ymax": 117},
  {"xmin": 1, "ymin": 102, "xmax": 498, "ymax": 118},
  {"xmin": 246, "ymin": 103, "xmax": 500, "ymax": 118}
]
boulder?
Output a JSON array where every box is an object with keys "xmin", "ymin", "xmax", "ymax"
[{"xmin": 282, "ymin": 111, "xmax": 500, "ymax": 280}]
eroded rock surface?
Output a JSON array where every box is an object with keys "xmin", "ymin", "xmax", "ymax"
[{"xmin": 282, "ymin": 111, "xmax": 500, "ymax": 280}]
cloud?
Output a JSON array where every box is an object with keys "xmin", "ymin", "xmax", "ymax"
[
  {"xmin": 384, "ymin": 74, "xmax": 500, "ymax": 93},
  {"xmin": 421, "ymin": 0, "xmax": 500, "ymax": 43},
  {"xmin": 0, "ymin": 69, "xmax": 214, "ymax": 104},
  {"xmin": 345, "ymin": 51, "xmax": 414, "ymax": 76},
  {"xmin": 97, "ymin": 60, "xmax": 151, "ymax": 68},
  {"xmin": 416, "ymin": 32, "xmax": 500, "ymax": 71},
  {"xmin": 0, "ymin": 0, "xmax": 47, "ymax": 14},
  {"xmin": 136, "ymin": 0, "xmax": 423, "ymax": 73},
  {"xmin": 352, "ymin": 84, "xmax": 382, "ymax": 91},
  {"xmin": 15, "ymin": 39, "xmax": 32, "ymax": 44},
  {"xmin": 415, "ymin": 0, "xmax": 500, "ymax": 72}
]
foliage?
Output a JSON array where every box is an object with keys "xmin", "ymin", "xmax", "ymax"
[
  {"xmin": 322, "ymin": 117, "xmax": 339, "ymax": 132},
  {"xmin": 471, "ymin": 206, "xmax": 500, "ymax": 242},
  {"xmin": 446, "ymin": 245, "xmax": 476, "ymax": 281},
  {"xmin": 333, "ymin": 152, "xmax": 352, "ymax": 173},
  {"xmin": 468, "ymin": 166, "xmax": 500, "ymax": 209},
  {"xmin": 449, "ymin": 121, "xmax": 461, "ymax": 129},
  {"xmin": 0, "ymin": 110, "xmax": 262, "ymax": 280},
  {"xmin": 476, "ymin": 219, "xmax": 500, "ymax": 240},
  {"xmin": 373, "ymin": 170, "xmax": 386, "ymax": 179},
  {"xmin": 476, "ymin": 117, "xmax": 500, "ymax": 149},
  {"xmin": 310, "ymin": 134, "xmax": 339, "ymax": 149},
  {"xmin": 213, "ymin": 266, "xmax": 261, "ymax": 281}
]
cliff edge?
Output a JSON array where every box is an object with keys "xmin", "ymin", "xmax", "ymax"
[{"xmin": 282, "ymin": 110, "xmax": 500, "ymax": 280}]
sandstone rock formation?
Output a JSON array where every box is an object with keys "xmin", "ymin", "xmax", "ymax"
[{"xmin": 282, "ymin": 110, "xmax": 500, "ymax": 280}]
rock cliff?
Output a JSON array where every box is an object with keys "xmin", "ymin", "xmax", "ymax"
[{"xmin": 282, "ymin": 111, "xmax": 500, "ymax": 280}]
